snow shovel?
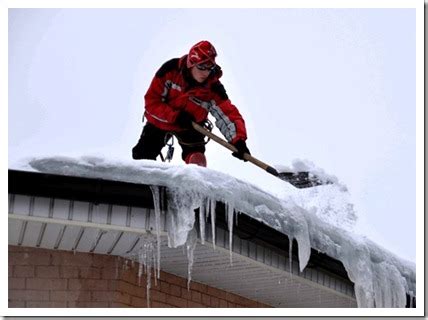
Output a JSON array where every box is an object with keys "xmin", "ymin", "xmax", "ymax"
[{"xmin": 192, "ymin": 122, "xmax": 329, "ymax": 189}]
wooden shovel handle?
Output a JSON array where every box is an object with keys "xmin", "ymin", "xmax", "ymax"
[{"xmin": 192, "ymin": 122, "xmax": 279, "ymax": 176}]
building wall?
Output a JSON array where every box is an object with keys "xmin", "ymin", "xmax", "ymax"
[{"xmin": 8, "ymin": 245, "xmax": 270, "ymax": 308}]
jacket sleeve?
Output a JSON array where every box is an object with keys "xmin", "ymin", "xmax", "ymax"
[
  {"xmin": 144, "ymin": 74, "xmax": 180, "ymax": 125},
  {"xmin": 210, "ymin": 81, "xmax": 247, "ymax": 144}
]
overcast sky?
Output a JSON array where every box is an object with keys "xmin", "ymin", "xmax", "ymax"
[{"xmin": 8, "ymin": 8, "xmax": 417, "ymax": 262}]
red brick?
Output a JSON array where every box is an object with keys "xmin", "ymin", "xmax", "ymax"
[
  {"xmin": 161, "ymin": 272, "xmax": 187, "ymax": 287},
  {"xmin": 76, "ymin": 267, "xmax": 101, "ymax": 279},
  {"xmin": 115, "ymin": 280, "xmax": 141, "ymax": 297},
  {"xmin": 9, "ymin": 245, "xmax": 25, "ymax": 252},
  {"xmin": 8, "ymin": 300, "xmax": 26, "ymax": 307},
  {"xmin": 30, "ymin": 252, "xmax": 52, "ymax": 265},
  {"xmin": 201, "ymin": 293, "xmax": 210, "ymax": 306},
  {"xmin": 13, "ymin": 265, "xmax": 35, "ymax": 278},
  {"xmin": 91, "ymin": 291, "xmax": 115, "ymax": 302},
  {"xmin": 114, "ymin": 291, "xmax": 131, "ymax": 305},
  {"xmin": 69, "ymin": 301, "xmax": 109, "ymax": 307},
  {"xmin": 181, "ymin": 287, "xmax": 191, "ymax": 300},
  {"xmin": 36, "ymin": 266, "xmax": 59, "ymax": 278},
  {"xmin": 52, "ymin": 252, "xmax": 94, "ymax": 267},
  {"xmin": 110, "ymin": 302, "xmax": 129, "ymax": 307},
  {"xmin": 131, "ymin": 296, "xmax": 148, "ymax": 307},
  {"xmin": 92, "ymin": 254, "xmax": 115, "ymax": 268},
  {"xmin": 68, "ymin": 279, "xmax": 108, "ymax": 291},
  {"xmin": 9, "ymin": 252, "xmax": 31, "ymax": 266},
  {"xmin": 225, "ymin": 292, "xmax": 237, "ymax": 303},
  {"xmin": 150, "ymin": 290, "xmax": 166, "ymax": 303},
  {"xmin": 210, "ymin": 296, "xmax": 220, "ymax": 307},
  {"xmin": 101, "ymin": 267, "xmax": 120, "ymax": 280},
  {"xmin": 10, "ymin": 251, "xmax": 52, "ymax": 266},
  {"xmin": 188, "ymin": 300, "xmax": 205, "ymax": 308},
  {"xmin": 26, "ymin": 301, "xmax": 67, "ymax": 308},
  {"xmin": 167, "ymin": 295, "xmax": 188, "ymax": 307},
  {"xmin": 219, "ymin": 299, "xmax": 228, "ymax": 307},
  {"xmin": 234, "ymin": 294, "xmax": 253, "ymax": 307},
  {"xmin": 132, "ymin": 286, "xmax": 146, "ymax": 299},
  {"xmin": 50, "ymin": 290, "xmax": 91, "ymax": 302},
  {"xmin": 9, "ymin": 290, "xmax": 49, "ymax": 301},
  {"xmin": 9, "ymin": 278, "xmax": 25, "ymax": 289},
  {"xmin": 228, "ymin": 301, "xmax": 236, "ymax": 308},
  {"xmin": 169, "ymin": 284, "xmax": 181, "ymax": 297},
  {"xmin": 121, "ymin": 269, "xmax": 138, "ymax": 284},
  {"xmin": 207, "ymin": 286, "xmax": 227, "ymax": 300},
  {"xmin": 27, "ymin": 278, "xmax": 67, "ymax": 290},
  {"xmin": 189, "ymin": 281, "xmax": 208, "ymax": 293},
  {"xmin": 8, "ymin": 266, "xmax": 13, "ymax": 277},
  {"xmin": 159, "ymin": 280, "xmax": 170, "ymax": 293},
  {"xmin": 191, "ymin": 291, "xmax": 202, "ymax": 303},
  {"xmin": 151, "ymin": 301, "xmax": 173, "ymax": 308},
  {"xmin": 59, "ymin": 266, "xmax": 79, "ymax": 278}
]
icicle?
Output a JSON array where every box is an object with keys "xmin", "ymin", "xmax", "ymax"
[
  {"xmin": 115, "ymin": 257, "xmax": 119, "ymax": 279},
  {"xmin": 205, "ymin": 198, "xmax": 210, "ymax": 223},
  {"xmin": 210, "ymin": 199, "xmax": 216, "ymax": 249},
  {"xmin": 146, "ymin": 244, "xmax": 152, "ymax": 308},
  {"xmin": 138, "ymin": 262, "xmax": 143, "ymax": 286},
  {"xmin": 409, "ymin": 291, "xmax": 414, "ymax": 308},
  {"xmin": 152, "ymin": 247, "xmax": 157, "ymax": 287},
  {"xmin": 199, "ymin": 200, "xmax": 206, "ymax": 245},
  {"xmin": 149, "ymin": 186, "xmax": 162, "ymax": 280},
  {"xmin": 129, "ymin": 235, "xmax": 158, "ymax": 308},
  {"xmin": 186, "ymin": 228, "xmax": 198, "ymax": 290},
  {"xmin": 289, "ymin": 237, "xmax": 293, "ymax": 278},
  {"xmin": 226, "ymin": 203, "xmax": 234, "ymax": 265}
]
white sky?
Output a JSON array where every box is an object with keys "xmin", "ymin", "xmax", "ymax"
[{"xmin": 8, "ymin": 8, "xmax": 418, "ymax": 262}]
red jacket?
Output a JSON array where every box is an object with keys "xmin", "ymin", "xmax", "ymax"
[{"xmin": 144, "ymin": 55, "xmax": 247, "ymax": 144}]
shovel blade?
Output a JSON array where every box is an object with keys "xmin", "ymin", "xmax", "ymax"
[{"xmin": 278, "ymin": 172, "xmax": 333, "ymax": 189}]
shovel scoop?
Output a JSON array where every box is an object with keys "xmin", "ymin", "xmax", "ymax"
[{"xmin": 191, "ymin": 122, "xmax": 333, "ymax": 189}]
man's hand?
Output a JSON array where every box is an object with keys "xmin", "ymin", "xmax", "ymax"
[
  {"xmin": 175, "ymin": 110, "xmax": 195, "ymax": 129},
  {"xmin": 232, "ymin": 140, "xmax": 250, "ymax": 161}
]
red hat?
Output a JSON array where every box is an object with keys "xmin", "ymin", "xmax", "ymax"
[{"xmin": 186, "ymin": 41, "xmax": 217, "ymax": 68}]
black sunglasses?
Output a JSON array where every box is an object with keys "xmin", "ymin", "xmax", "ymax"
[{"xmin": 195, "ymin": 63, "xmax": 216, "ymax": 71}]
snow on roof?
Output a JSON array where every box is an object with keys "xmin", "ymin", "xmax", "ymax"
[{"xmin": 14, "ymin": 156, "xmax": 415, "ymax": 308}]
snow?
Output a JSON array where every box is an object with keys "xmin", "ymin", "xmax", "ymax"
[{"xmin": 14, "ymin": 155, "xmax": 415, "ymax": 308}]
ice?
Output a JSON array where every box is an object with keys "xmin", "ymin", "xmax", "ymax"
[
  {"xmin": 289, "ymin": 236, "xmax": 293, "ymax": 275},
  {"xmin": 198, "ymin": 200, "xmax": 206, "ymax": 245},
  {"xmin": 225, "ymin": 202, "xmax": 234, "ymax": 265},
  {"xmin": 185, "ymin": 227, "xmax": 198, "ymax": 290},
  {"xmin": 210, "ymin": 199, "xmax": 217, "ymax": 250},
  {"xmin": 24, "ymin": 156, "xmax": 416, "ymax": 308},
  {"xmin": 149, "ymin": 186, "xmax": 162, "ymax": 279},
  {"xmin": 132, "ymin": 234, "xmax": 157, "ymax": 308}
]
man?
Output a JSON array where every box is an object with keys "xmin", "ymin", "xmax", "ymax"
[{"xmin": 132, "ymin": 40, "xmax": 250, "ymax": 167}]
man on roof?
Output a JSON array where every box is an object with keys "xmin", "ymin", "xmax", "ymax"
[{"xmin": 132, "ymin": 40, "xmax": 250, "ymax": 167}]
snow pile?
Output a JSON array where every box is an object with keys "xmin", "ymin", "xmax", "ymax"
[
  {"xmin": 19, "ymin": 156, "xmax": 415, "ymax": 308},
  {"xmin": 276, "ymin": 159, "xmax": 343, "ymax": 189}
]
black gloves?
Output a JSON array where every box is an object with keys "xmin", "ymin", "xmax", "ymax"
[
  {"xmin": 175, "ymin": 111, "xmax": 195, "ymax": 129},
  {"xmin": 232, "ymin": 140, "xmax": 250, "ymax": 161}
]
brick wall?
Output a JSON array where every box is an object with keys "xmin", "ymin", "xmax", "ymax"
[{"xmin": 9, "ymin": 245, "xmax": 270, "ymax": 308}]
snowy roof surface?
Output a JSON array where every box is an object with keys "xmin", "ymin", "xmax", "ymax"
[{"xmin": 13, "ymin": 156, "xmax": 415, "ymax": 308}]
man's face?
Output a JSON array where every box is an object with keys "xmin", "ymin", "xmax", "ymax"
[{"xmin": 190, "ymin": 62, "xmax": 215, "ymax": 83}]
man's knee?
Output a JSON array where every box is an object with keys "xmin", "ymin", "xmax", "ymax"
[{"xmin": 132, "ymin": 123, "xmax": 166, "ymax": 160}]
